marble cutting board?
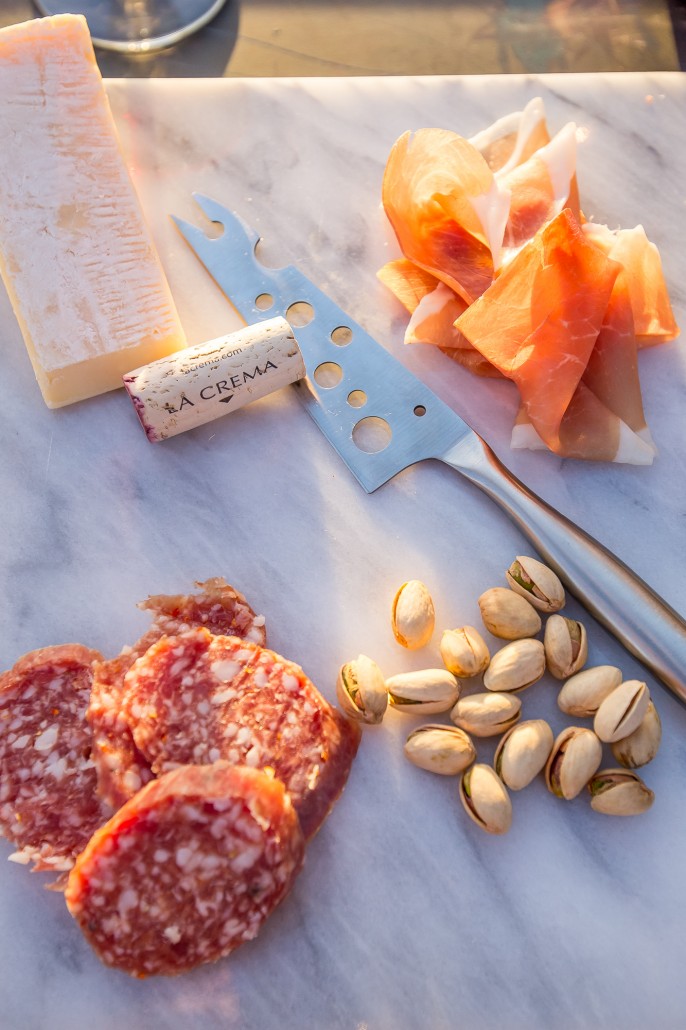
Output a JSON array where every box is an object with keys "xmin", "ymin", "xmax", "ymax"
[{"xmin": 1, "ymin": 73, "xmax": 685, "ymax": 1030}]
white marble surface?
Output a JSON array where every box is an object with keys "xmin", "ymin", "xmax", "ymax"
[{"xmin": 1, "ymin": 73, "xmax": 686, "ymax": 1029}]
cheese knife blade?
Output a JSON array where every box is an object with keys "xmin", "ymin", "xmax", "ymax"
[{"xmin": 172, "ymin": 193, "xmax": 686, "ymax": 703}]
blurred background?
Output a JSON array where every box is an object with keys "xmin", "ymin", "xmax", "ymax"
[{"xmin": 0, "ymin": 0, "xmax": 683, "ymax": 76}]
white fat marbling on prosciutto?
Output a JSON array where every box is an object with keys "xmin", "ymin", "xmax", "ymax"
[
  {"xmin": 508, "ymin": 120, "xmax": 577, "ymax": 208},
  {"xmin": 511, "ymin": 421, "xmax": 549, "ymax": 451},
  {"xmin": 614, "ymin": 420, "xmax": 657, "ymax": 464},
  {"xmin": 512, "ymin": 415, "xmax": 656, "ymax": 463},
  {"xmin": 0, "ymin": 72, "xmax": 684, "ymax": 1030},
  {"xmin": 405, "ymin": 282, "xmax": 456, "ymax": 343},
  {"xmin": 470, "ymin": 179, "xmax": 511, "ymax": 270},
  {"xmin": 471, "ymin": 96, "xmax": 547, "ymax": 174}
]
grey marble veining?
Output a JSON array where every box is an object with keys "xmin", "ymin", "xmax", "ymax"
[{"xmin": 1, "ymin": 74, "xmax": 685, "ymax": 1029}]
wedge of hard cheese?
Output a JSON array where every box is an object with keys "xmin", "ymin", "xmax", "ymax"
[{"xmin": 0, "ymin": 15, "xmax": 186, "ymax": 408}]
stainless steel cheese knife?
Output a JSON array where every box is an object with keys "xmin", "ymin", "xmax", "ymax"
[{"xmin": 172, "ymin": 194, "xmax": 686, "ymax": 704}]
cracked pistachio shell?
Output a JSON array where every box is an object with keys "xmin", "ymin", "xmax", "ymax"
[
  {"xmin": 450, "ymin": 691, "xmax": 521, "ymax": 737},
  {"xmin": 506, "ymin": 556, "xmax": 565, "ymax": 613},
  {"xmin": 440, "ymin": 626, "xmax": 490, "ymax": 678},
  {"xmin": 588, "ymin": 768, "xmax": 655, "ymax": 816},
  {"xmin": 478, "ymin": 587, "xmax": 542, "ymax": 640},
  {"xmin": 460, "ymin": 764, "xmax": 512, "ymax": 834},
  {"xmin": 391, "ymin": 580, "xmax": 435, "ymax": 650},
  {"xmin": 494, "ymin": 719, "xmax": 554, "ymax": 791},
  {"xmin": 611, "ymin": 701, "xmax": 662, "ymax": 769},
  {"xmin": 336, "ymin": 654, "xmax": 388, "ymax": 725},
  {"xmin": 593, "ymin": 679, "xmax": 650, "ymax": 744},
  {"xmin": 544, "ymin": 615, "xmax": 588, "ymax": 679},
  {"xmin": 404, "ymin": 724, "xmax": 476, "ymax": 776},
  {"xmin": 386, "ymin": 668, "xmax": 460, "ymax": 714},
  {"xmin": 545, "ymin": 726, "xmax": 603, "ymax": 800},
  {"xmin": 557, "ymin": 665, "xmax": 623, "ymax": 718},
  {"xmin": 483, "ymin": 638, "xmax": 546, "ymax": 693}
]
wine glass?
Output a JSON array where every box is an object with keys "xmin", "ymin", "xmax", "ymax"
[{"xmin": 33, "ymin": 0, "xmax": 229, "ymax": 53}]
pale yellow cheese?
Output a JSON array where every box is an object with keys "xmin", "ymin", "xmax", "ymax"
[{"xmin": 0, "ymin": 15, "xmax": 186, "ymax": 408}]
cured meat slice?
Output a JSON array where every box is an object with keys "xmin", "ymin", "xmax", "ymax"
[
  {"xmin": 499, "ymin": 123, "xmax": 579, "ymax": 253},
  {"xmin": 470, "ymin": 97, "xmax": 550, "ymax": 175},
  {"xmin": 65, "ymin": 763, "xmax": 305, "ymax": 977},
  {"xmin": 88, "ymin": 578, "xmax": 266, "ymax": 810},
  {"xmin": 377, "ymin": 257, "xmax": 501, "ymax": 378},
  {"xmin": 87, "ymin": 635, "xmax": 159, "ymax": 811},
  {"xmin": 583, "ymin": 223, "xmax": 679, "ymax": 344},
  {"xmin": 406, "ymin": 283, "xmax": 469, "ymax": 348},
  {"xmin": 139, "ymin": 577, "xmax": 267, "ymax": 643},
  {"xmin": 0, "ymin": 643, "xmax": 109, "ymax": 875},
  {"xmin": 455, "ymin": 209, "xmax": 622, "ymax": 456},
  {"xmin": 121, "ymin": 628, "xmax": 361, "ymax": 840},
  {"xmin": 382, "ymin": 128, "xmax": 511, "ymax": 303},
  {"xmin": 377, "ymin": 257, "xmax": 445, "ymax": 314},
  {"xmin": 379, "ymin": 103, "xmax": 677, "ymax": 463},
  {"xmin": 511, "ymin": 262, "xmax": 655, "ymax": 463},
  {"xmin": 377, "ymin": 258, "xmax": 469, "ymax": 347}
]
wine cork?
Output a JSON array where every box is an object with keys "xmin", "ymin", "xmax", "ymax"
[{"xmin": 123, "ymin": 317, "xmax": 305, "ymax": 442}]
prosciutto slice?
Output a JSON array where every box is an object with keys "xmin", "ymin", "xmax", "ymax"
[
  {"xmin": 378, "ymin": 100, "xmax": 678, "ymax": 463},
  {"xmin": 381, "ymin": 128, "xmax": 510, "ymax": 303},
  {"xmin": 377, "ymin": 257, "xmax": 500, "ymax": 378},
  {"xmin": 453, "ymin": 209, "xmax": 656, "ymax": 461},
  {"xmin": 498, "ymin": 122, "xmax": 580, "ymax": 256},
  {"xmin": 511, "ymin": 269, "xmax": 655, "ymax": 463},
  {"xmin": 470, "ymin": 96, "xmax": 550, "ymax": 175},
  {"xmin": 583, "ymin": 222, "xmax": 678, "ymax": 343}
]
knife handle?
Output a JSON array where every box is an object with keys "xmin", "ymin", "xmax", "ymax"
[{"xmin": 441, "ymin": 433, "xmax": 686, "ymax": 704}]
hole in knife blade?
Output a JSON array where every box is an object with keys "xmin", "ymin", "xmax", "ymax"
[
  {"xmin": 331, "ymin": 326, "xmax": 353, "ymax": 347},
  {"xmin": 313, "ymin": 362, "xmax": 343, "ymax": 388},
  {"xmin": 286, "ymin": 301, "xmax": 314, "ymax": 327},
  {"xmin": 254, "ymin": 236, "xmax": 289, "ymax": 269},
  {"xmin": 206, "ymin": 220, "xmax": 225, "ymax": 239},
  {"xmin": 255, "ymin": 293, "xmax": 274, "ymax": 311},
  {"xmin": 347, "ymin": 390, "xmax": 367, "ymax": 408},
  {"xmin": 352, "ymin": 417, "xmax": 392, "ymax": 454},
  {"xmin": 414, "ymin": 405, "xmax": 427, "ymax": 417}
]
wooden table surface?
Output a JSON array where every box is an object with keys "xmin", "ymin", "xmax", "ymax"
[{"xmin": 1, "ymin": 0, "xmax": 682, "ymax": 76}]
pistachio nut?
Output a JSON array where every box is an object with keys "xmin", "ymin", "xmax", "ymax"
[
  {"xmin": 545, "ymin": 726, "xmax": 603, "ymax": 800},
  {"xmin": 459, "ymin": 764, "xmax": 512, "ymax": 835},
  {"xmin": 483, "ymin": 638, "xmax": 546, "ymax": 693},
  {"xmin": 557, "ymin": 665, "xmax": 623, "ymax": 717},
  {"xmin": 404, "ymin": 724, "xmax": 476, "ymax": 776},
  {"xmin": 588, "ymin": 768, "xmax": 655, "ymax": 816},
  {"xmin": 506, "ymin": 556, "xmax": 565, "ymax": 613},
  {"xmin": 386, "ymin": 668, "xmax": 460, "ymax": 714},
  {"xmin": 494, "ymin": 719, "xmax": 554, "ymax": 791},
  {"xmin": 440, "ymin": 626, "xmax": 490, "ymax": 678},
  {"xmin": 451, "ymin": 691, "xmax": 521, "ymax": 737},
  {"xmin": 544, "ymin": 614, "xmax": 588, "ymax": 679},
  {"xmin": 391, "ymin": 580, "xmax": 435, "ymax": 650},
  {"xmin": 336, "ymin": 654, "xmax": 388, "ymax": 725},
  {"xmin": 478, "ymin": 587, "xmax": 542, "ymax": 640},
  {"xmin": 611, "ymin": 701, "xmax": 662, "ymax": 769},
  {"xmin": 593, "ymin": 679, "xmax": 650, "ymax": 744}
]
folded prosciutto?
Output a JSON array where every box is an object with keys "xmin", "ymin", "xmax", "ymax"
[
  {"xmin": 378, "ymin": 98, "xmax": 679, "ymax": 464},
  {"xmin": 456, "ymin": 210, "xmax": 655, "ymax": 464},
  {"xmin": 381, "ymin": 128, "xmax": 510, "ymax": 304}
]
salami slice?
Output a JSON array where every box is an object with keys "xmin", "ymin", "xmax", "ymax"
[
  {"xmin": 139, "ymin": 577, "xmax": 267, "ymax": 644},
  {"xmin": 88, "ymin": 578, "xmax": 266, "ymax": 809},
  {"xmin": 121, "ymin": 629, "xmax": 361, "ymax": 839},
  {"xmin": 0, "ymin": 643, "xmax": 110, "ymax": 875},
  {"xmin": 87, "ymin": 634, "xmax": 160, "ymax": 810},
  {"xmin": 65, "ymin": 763, "xmax": 304, "ymax": 977}
]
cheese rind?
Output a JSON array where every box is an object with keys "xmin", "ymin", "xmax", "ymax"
[{"xmin": 0, "ymin": 15, "xmax": 186, "ymax": 408}]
